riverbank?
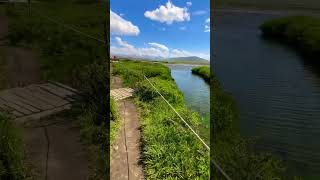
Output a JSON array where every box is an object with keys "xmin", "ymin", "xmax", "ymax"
[
  {"xmin": 113, "ymin": 60, "xmax": 210, "ymax": 179},
  {"xmin": 261, "ymin": 16, "xmax": 320, "ymax": 62},
  {"xmin": 191, "ymin": 66, "xmax": 210, "ymax": 82}
]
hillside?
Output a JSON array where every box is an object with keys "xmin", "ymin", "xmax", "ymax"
[{"xmin": 163, "ymin": 56, "xmax": 209, "ymax": 65}]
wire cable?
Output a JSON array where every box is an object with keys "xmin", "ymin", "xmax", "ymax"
[{"xmin": 143, "ymin": 74, "xmax": 232, "ymax": 180}]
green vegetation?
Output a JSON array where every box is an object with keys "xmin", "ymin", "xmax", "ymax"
[
  {"xmin": 0, "ymin": 113, "xmax": 31, "ymax": 179},
  {"xmin": 4, "ymin": 1, "xmax": 109, "ymax": 179},
  {"xmin": 110, "ymin": 97, "xmax": 120, "ymax": 146},
  {"xmin": 113, "ymin": 60, "xmax": 210, "ymax": 179},
  {"xmin": 261, "ymin": 16, "xmax": 320, "ymax": 61},
  {"xmin": 211, "ymin": 71, "xmax": 286, "ymax": 179},
  {"xmin": 214, "ymin": 0, "xmax": 320, "ymax": 11},
  {"xmin": 5, "ymin": 2, "xmax": 106, "ymax": 85},
  {"xmin": 191, "ymin": 66, "xmax": 210, "ymax": 82}
]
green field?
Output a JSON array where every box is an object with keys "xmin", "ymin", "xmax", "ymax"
[{"xmin": 113, "ymin": 60, "xmax": 210, "ymax": 179}]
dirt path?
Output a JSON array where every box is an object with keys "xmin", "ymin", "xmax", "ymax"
[
  {"xmin": 110, "ymin": 76, "xmax": 144, "ymax": 180},
  {"xmin": 0, "ymin": 8, "xmax": 91, "ymax": 180}
]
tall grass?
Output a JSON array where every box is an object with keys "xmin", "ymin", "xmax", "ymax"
[
  {"xmin": 0, "ymin": 113, "xmax": 30, "ymax": 179},
  {"xmin": 113, "ymin": 60, "xmax": 210, "ymax": 179},
  {"xmin": 260, "ymin": 16, "xmax": 320, "ymax": 61}
]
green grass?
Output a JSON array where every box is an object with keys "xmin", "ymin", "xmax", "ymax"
[
  {"xmin": 260, "ymin": 16, "xmax": 320, "ymax": 61},
  {"xmin": 5, "ymin": 1, "xmax": 106, "ymax": 85},
  {"xmin": 113, "ymin": 60, "xmax": 210, "ymax": 179},
  {"xmin": 0, "ymin": 113, "xmax": 31, "ymax": 179},
  {"xmin": 110, "ymin": 97, "xmax": 121, "ymax": 146},
  {"xmin": 191, "ymin": 66, "xmax": 210, "ymax": 82}
]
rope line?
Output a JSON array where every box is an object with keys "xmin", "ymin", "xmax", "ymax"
[{"xmin": 143, "ymin": 75, "xmax": 232, "ymax": 180}]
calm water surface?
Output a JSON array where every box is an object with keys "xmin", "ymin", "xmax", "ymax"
[
  {"xmin": 168, "ymin": 64, "xmax": 210, "ymax": 119},
  {"xmin": 214, "ymin": 11, "xmax": 320, "ymax": 179}
]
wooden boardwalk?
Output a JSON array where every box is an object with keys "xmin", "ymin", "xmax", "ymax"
[
  {"xmin": 110, "ymin": 88, "xmax": 134, "ymax": 101},
  {"xmin": 0, "ymin": 81, "xmax": 79, "ymax": 122}
]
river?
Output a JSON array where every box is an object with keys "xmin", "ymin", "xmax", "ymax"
[
  {"xmin": 214, "ymin": 10, "xmax": 320, "ymax": 179},
  {"xmin": 167, "ymin": 64, "xmax": 210, "ymax": 123}
]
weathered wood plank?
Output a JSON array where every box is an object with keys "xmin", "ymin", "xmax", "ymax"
[
  {"xmin": 49, "ymin": 81, "xmax": 79, "ymax": 94},
  {"xmin": 38, "ymin": 84, "xmax": 69, "ymax": 99},
  {"xmin": 0, "ymin": 96, "xmax": 31, "ymax": 115},
  {"xmin": 27, "ymin": 85, "xmax": 69, "ymax": 107},
  {"xmin": 10, "ymin": 88, "xmax": 55, "ymax": 110},
  {"xmin": 0, "ymin": 91, "xmax": 41, "ymax": 113},
  {"xmin": 47, "ymin": 83, "xmax": 75, "ymax": 96}
]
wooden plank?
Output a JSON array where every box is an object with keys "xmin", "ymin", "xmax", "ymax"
[
  {"xmin": 0, "ymin": 91, "xmax": 41, "ymax": 113},
  {"xmin": 27, "ymin": 85, "xmax": 68, "ymax": 107},
  {"xmin": 38, "ymin": 84, "xmax": 69, "ymax": 98},
  {"xmin": 49, "ymin": 81, "xmax": 79, "ymax": 94},
  {"xmin": 0, "ymin": 96, "xmax": 31, "ymax": 115},
  {"xmin": 47, "ymin": 83, "xmax": 76, "ymax": 96},
  {"xmin": 15, "ymin": 104, "xmax": 72, "ymax": 124},
  {"xmin": 10, "ymin": 88, "xmax": 55, "ymax": 110}
]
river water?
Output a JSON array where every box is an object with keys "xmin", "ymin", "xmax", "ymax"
[
  {"xmin": 214, "ymin": 11, "xmax": 320, "ymax": 179},
  {"xmin": 167, "ymin": 64, "xmax": 210, "ymax": 120}
]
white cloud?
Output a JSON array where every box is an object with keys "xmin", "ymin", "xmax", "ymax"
[
  {"xmin": 193, "ymin": 10, "xmax": 207, "ymax": 16},
  {"xmin": 111, "ymin": 37, "xmax": 209, "ymax": 60},
  {"xmin": 171, "ymin": 49, "xmax": 210, "ymax": 60},
  {"xmin": 148, "ymin": 42, "xmax": 169, "ymax": 52},
  {"xmin": 186, "ymin": 1, "xmax": 192, "ymax": 6},
  {"xmin": 144, "ymin": 1, "xmax": 190, "ymax": 25},
  {"xmin": 204, "ymin": 18, "xmax": 210, "ymax": 32},
  {"xmin": 179, "ymin": 26, "xmax": 186, "ymax": 30},
  {"xmin": 110, "ymin": 10, "xmax": 140, "ymax": 36}
]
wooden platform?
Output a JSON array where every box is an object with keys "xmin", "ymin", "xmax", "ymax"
[
  {"xmin": 111, "ymin": 88, "xmax": 134, "ymax": 101},
  {"xmin": 0, "ymin": 82, "xmax": 79, "ymax": 123}
]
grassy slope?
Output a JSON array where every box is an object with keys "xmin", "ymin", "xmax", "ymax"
[
  {"xmin": 113, "ymin": 60, "xmax": 210, "ymax": 179},
  {"xmin": 261, "ymin": 16, "xmax": 320, "ymax": 62},
  {"xmin": 192, "ymin": 66, "xmax": 210, "ymax": 82}
]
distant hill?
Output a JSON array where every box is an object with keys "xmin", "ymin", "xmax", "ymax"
[{"xmin": 163, "ymin": 56, "xmax": 209, "ymax": 65}]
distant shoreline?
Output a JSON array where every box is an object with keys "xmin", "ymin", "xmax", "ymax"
[{"xmin": 214, "ymin": 7, "xmax": 320, "ymax": 16}]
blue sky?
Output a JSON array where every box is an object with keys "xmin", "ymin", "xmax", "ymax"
[{"xmin": 110, "ymin": 0, "xmax": 210, "ymax": 60}]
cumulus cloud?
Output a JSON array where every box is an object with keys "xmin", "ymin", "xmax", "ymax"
[
  {"xmin": 111, "ymin": 37, "xmax": 210, "ymax": 60},
  {"xmin": 144, "ymin": 1, "xmax": 190, "ymax": 25},
  {"xmin": 186, "ymin": 1, "xmax": 192, "ymax": 6},
  {"xmin": 110, "ymin": 10, "xmax": 140, "ymax": 36},
  {"xmin": 204, "ymin": 18, "xmax": 210, "ymax": 32},
  {"xmin": 148, "ymin": 42, "xmax": 169, "ymax": 52},
  {"xmin": 171, "ymin": 49, "xmax": 210, "ymax": 60},
  {"xmin": 111, "ymin": 37, "xmax": 169, "ymax": 59}
]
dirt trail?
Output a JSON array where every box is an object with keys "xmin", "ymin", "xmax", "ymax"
[
  {"xmin": 0, "ymin": 8, "xmax": 91, "ymax": 180},
  {"xmin": 110, "ymin": 76, "xmax": 144, "ymax": 180}
]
